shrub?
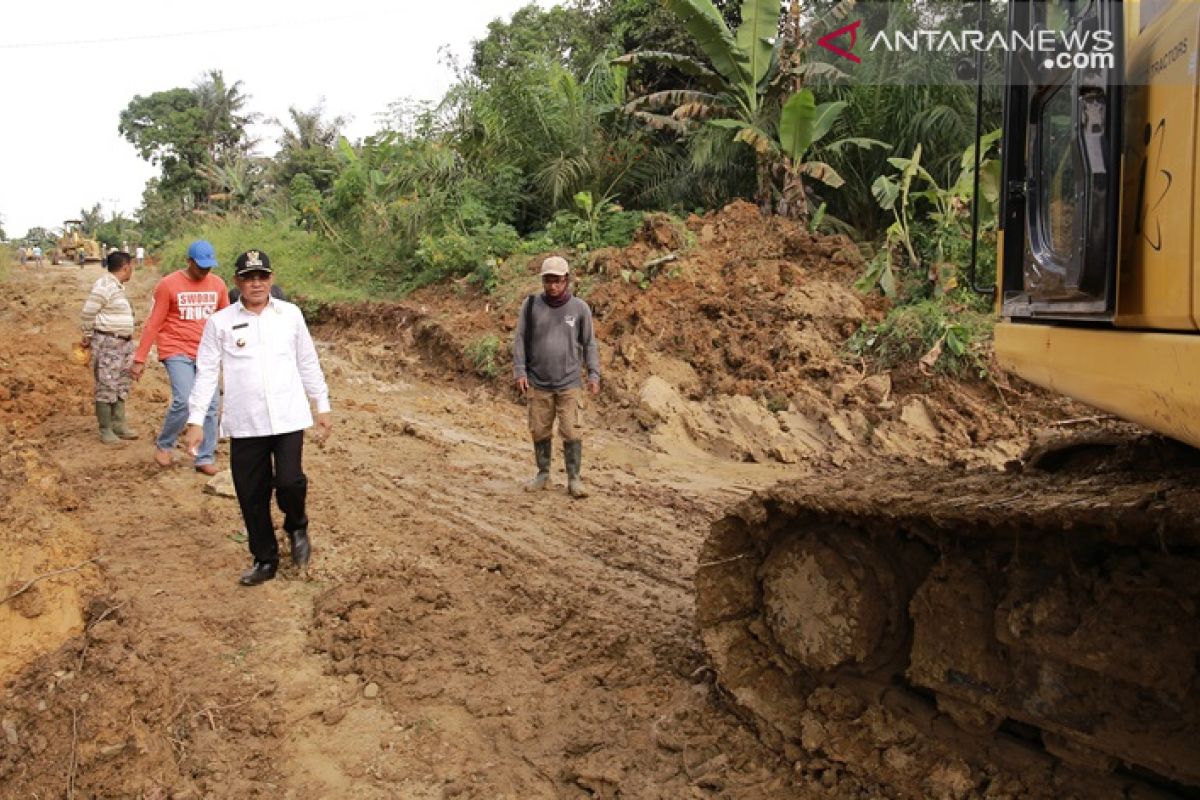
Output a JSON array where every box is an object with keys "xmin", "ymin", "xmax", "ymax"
[
  {"xmin": 847, "ymin": 292, "xmax": 993, "ymax": 378},
  {"xmin": 411, "ymin": 222, "xmax": 521, "ymax": 294},
  {"xmin": 542, "ymin": 192, "xmax": 645, "ymax": 251},
  {"xmin": 465, "ymin": 334, "xmax": 503, "ymax": 378}
]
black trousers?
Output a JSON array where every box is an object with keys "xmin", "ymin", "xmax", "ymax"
[{"xmin": 230, "ymin": 430, "xmax": 308, "ymax": 565}]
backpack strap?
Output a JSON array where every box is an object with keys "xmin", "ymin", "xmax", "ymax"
[{"xmin": 522, "ymin": 294, "xmax": 536, "ymax": 364}]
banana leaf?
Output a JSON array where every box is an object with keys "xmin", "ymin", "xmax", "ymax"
[
  {"xmin": 800, "ymin": 160, "xmax": 845, "ymax": 189},
  {"xmin": 613, "ymin": 51, "xmax": 725, "ymax": 92},
  {"xmin": 663, "ymin": 0, "xmax": 750, "ymax": 86},
  {"xmin": 778, "ymin": 90, "xmax": 817, "ymax": 162},
  {"xmin": 735, "ymin": 0, "xmax": 781, "ymax": 88}
]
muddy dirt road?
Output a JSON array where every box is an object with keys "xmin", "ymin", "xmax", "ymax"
[
  {"xmin": 1, "ymin": 262, "xmax": 823, "ymax": 798},
  {"xmin": 4, "ymin": 259, "xmax": 1175, "ymax": 799}
]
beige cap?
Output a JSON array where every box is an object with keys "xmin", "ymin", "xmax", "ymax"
[{"xmin": 539, "ymin": 256, "xmax": 570, "ymax": 276}]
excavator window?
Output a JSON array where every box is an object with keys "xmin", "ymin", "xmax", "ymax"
[
  {"xmin": 1000, "ymin": 0, "xmax": 1123, "ymax": 321},
  {"xmin": 1039, "ymin": 86, "xmax": 1081, "ymax": 264}
]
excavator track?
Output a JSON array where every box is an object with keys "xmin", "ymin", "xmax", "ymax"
[{"xmin": 696, "ymin": 462, "xmax": 1200, "ymax": 797}]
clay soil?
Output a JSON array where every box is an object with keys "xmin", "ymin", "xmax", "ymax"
[{"xmin": 0, "ymin": 208, "xmax": 1132, "ymax": 800}]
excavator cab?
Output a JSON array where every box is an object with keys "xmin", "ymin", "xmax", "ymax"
[{"xmin": 999, "ymin": 0, "xmax": 1122, "ymax": 319}]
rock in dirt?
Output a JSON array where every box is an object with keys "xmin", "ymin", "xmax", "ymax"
[
  {"xmin": 363, "ymin": 682, "xmax": 380, "ymax": 699},
  {"xmin": 2, "ymin": 717, "xmax": 18, "ymax": 745},
  {"xmin": 202, "ymin": 470, "xmax": 237, "ymax": 498},
  {"xmin": 9, "ymin": 584, "xmax": 44, "ymax": 618}
]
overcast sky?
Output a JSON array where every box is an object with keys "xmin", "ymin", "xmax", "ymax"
[{"xmin": 0, "ymin": 0, "xmax": 552, "ymax": 239}]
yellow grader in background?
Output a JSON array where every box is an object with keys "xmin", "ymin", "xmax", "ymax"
[
  {"xmin": 52, "ymin": 219, "xmax": 102, "ymax": 266},
  {"xmin": 697, "ymin": 1, "xmax": 1200, "ymax": 795}
]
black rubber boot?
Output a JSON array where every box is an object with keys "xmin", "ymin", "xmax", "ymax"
[
  {"xmin": 564, "ymin": 439, "xmax": 588, "ymax": 498},
  {"xmin": 524, "ymin": 439, "xmax": 552, "ymax": 491}
]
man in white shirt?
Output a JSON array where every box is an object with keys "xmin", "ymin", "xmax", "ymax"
[{"xmin": 185, "ymin": 250, "xmax": 333, "ymax": 586}]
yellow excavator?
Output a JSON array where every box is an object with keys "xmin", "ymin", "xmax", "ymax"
[{"xmin": 697, "ymin": 1, "xmax": 1199, "ymax": 795}]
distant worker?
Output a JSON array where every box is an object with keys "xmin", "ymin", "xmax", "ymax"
[
  {"xmin": 31, "ymin": 245, "xmax": 43, "ymax": 267},
  {"xmin": 512, "ymin": 255, "xmax": 601, "ymax": 498},
  {"xmin": 131, "ymin": 240, "xmax": 229, "ymax": 474},
  {"xmin": 135, "ymin": 245, "xmax": 145, "ymax": 267},
  {"xmin": 16, "ymin": 246, "xmax": 26, "ymax": 266},
  {"xmin": 185, "ymin": 250, "xmax": 332, "ymax": 586},
  {"xmin": 80, "ymin": 251, "xmax": 139, "ymax": 443}
]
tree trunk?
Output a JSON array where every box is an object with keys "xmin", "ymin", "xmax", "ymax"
[
  {"xmin": 778, "ymin": 160, "xmax": 810, "ymax": 222},
  {"xmin": 755, "ymin": 157, "xmax": 773, "ymax": 216}
]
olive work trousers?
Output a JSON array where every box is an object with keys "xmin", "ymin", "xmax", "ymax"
[{"xmin": 527, "ymin": 386, "xmax": 583, "ymax": 442}]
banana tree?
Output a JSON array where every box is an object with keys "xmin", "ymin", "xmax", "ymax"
[
  {"xmin": 617, "ymin": 0, "xmax": 876, "ymax": 219},
  {"xmin": 861, "ymin": 133, "xmax": 1001, "ymax": 297},
  {"xmin": 617, "ymin": 0, "xmax": 780, "ymax": 208}
]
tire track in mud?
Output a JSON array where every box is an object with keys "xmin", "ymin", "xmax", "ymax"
[{"xmin": 303, "ymin": 380, "xmax": 805, "ymax": 796}]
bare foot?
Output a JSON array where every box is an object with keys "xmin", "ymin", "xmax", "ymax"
[
  {"xmin": 194, "ymin": 463, "xmax": 218, "ymax": 476},
  {"xmin": 154, "ymin": 449, "xmax": 174, "ymax": 467}
]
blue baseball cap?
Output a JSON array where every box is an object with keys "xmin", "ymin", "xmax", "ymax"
[{"xmin": 187, "ymin": 240, "xmax": 218, "ymax": 269}]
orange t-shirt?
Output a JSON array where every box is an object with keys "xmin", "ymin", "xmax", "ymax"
[{"xmin": 134, "ymin": 270, "xmax": 230, "ymax": 363}]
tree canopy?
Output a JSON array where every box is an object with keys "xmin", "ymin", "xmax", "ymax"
[{"xmin": 118, "ymin": 70, "xmax": 255, "ymax": 210}]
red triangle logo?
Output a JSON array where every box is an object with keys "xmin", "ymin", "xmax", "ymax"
[{"xmin": 818, "ymin": 19, "xmax": 862, "ymax": 64}]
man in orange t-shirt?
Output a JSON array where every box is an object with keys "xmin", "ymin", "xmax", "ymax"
[{"xmin": 131, "ymin": 240, "xmax": 230, "ymax": 474}]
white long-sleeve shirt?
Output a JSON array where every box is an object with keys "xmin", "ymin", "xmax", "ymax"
[{"xmin": 188, "ymin": 298, "xmax": 330, "ymax": 438}]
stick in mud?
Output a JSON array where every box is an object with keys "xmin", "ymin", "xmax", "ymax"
[{"xmin": 0, "ymin": 557, "xmax": 100, "ymax": 607}]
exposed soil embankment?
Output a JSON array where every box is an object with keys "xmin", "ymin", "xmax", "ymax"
[{"xmin": 307, "ymin": 201, "xmax": 1082, "ymax": 473}]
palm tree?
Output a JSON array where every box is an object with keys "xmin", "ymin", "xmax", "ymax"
[
  {"xmin": 815, "ymin": 1, "xmax": 1003, "ymax": 236},
  {"xmin": 199, "ymin": 156, "xmax": 268, "ymax": 216},
  {"xmin": 278, "ymin": 102, "xmax": 346, "ymax": 152},
  {"xmin": 272, "ymin": 102, "xmax": 348, "ymax": 194},
  {"xmin": 459, "ymin": 52, "xmax": 647, "ymax": 229},
  {"xmin": 193, "ymin": 70, "xmax": 256, "ymax": 167}
]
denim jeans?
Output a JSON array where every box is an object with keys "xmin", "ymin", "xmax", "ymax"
[{"xmin": 156, "ymin": 355, "xmax": 219, "ymax": 465}]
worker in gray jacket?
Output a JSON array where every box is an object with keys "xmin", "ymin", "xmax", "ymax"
[{"xmin": 513, "ymin": 256, "xmax": 601, "ymax": 497}]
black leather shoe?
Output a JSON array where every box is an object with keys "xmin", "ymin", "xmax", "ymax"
[
  {"xmin": 288, "ymin": 529, "xmax": 310, "ymax": 568},
  {"xmin": 239, "ymin": 561, "xmax": 277, "ymax": 586}
]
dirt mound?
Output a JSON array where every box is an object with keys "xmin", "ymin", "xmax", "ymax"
[
  {"xmin": 0, "ymin": 292, "xmax": 100, "ymax": 684},
  {"xmin": 0, "ymin": 297, "xmax": 93, "ymax": 435},
  {"xmin": 315, "ymin": 201, "xmax": 1081, "ymax": 471}
]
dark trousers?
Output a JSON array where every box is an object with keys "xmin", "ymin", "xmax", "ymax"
[{"xmin": 230, "ymin": 430, "xmax": 308, "ymax": 565}]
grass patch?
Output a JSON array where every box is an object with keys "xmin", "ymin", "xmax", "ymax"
[
  {"xmin": 161, "ymin": 217, "xmax": 378, "ymax": 303},
  {"xmin": 847, "ymin": 292, "xmax": 993, "ymax": 379},
  {"xmin": 0, "ymin": 244, "xmax": 11, "ymax": 281}
]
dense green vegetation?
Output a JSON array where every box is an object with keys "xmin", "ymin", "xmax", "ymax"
[{"xmin": 12, "ymin": 0, "xmax": 1006, "ymax": 376}]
